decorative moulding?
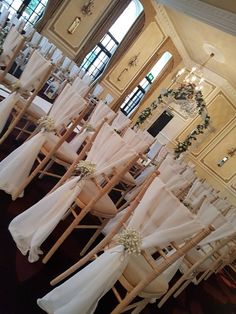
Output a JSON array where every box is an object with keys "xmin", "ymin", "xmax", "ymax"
[{"xmin": 156, "ymin": 0, "xmax": 236, "ymax": 37}]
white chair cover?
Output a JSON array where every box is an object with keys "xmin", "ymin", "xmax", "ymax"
[
  {"xmin": 123, "ymin": 127, "xmax": 149, "ymax": 153},
  {"xmin": 37, "ymin": 178, "xmax": 206, "ymax": 313},
  {"xmin": 9, "ymin": 123, "xmax": 137, "ymax": 262},
  {"xmin": 0, "ymin": 27, "xmax": 24, "ymax": 66},
  {"xmin": 0, "ymin": 92, "xmax": 20, "ymax": 134},
  {"xmin": 69, "ymin": 101, "xmax": 116, "ymax": 152},
  {"xmin": 30, "ymin": 32, "xmax": 42, "ymax": 48},
  {"xmin": 71, "ymin": 77, "xmax": 90, "ymax": 97},
  {"xmin": 0, "ymin": 50, "xmax": 52, "ymax": 138},
  {"xmin": 0, "ymin": 85, "xmax": 86, "ymax": 198},
  {"xmin": 111, "ymin": 110, "xmax": 131, "ymax": 132},
  {"xmin": 136, "ymin": 129, "xmax": 154, "ymax": 146},
  {"xmin": 0, "ymin": 7, "xmax": 9, "ymax": 26}
]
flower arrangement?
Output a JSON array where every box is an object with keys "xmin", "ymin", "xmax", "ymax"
[
  {"xmin": 84, "ymin": 123, "xmax": 94, "ymax": 132},
  {"xmin": 134, "ymin": 83, "xmax": 210, "ymax": 159},
  {"xmin": 118, "ymin": 227, "xmax": 142, "ymax": 255},
  {"xmin": 37, "ymin": 116, "xmax": 56, "ymax": 133},
  {"xmin": 74, "ymin": 160, "xmax": 96, "ymax": 178}
]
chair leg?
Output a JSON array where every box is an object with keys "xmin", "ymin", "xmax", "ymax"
[
  {"xmin": 80, "ymin": 218, "xmax": 109, "ymax": 256},
  {"xmin": 15, "ymin": 120, "xmax": 31, "ymax": 140},
  {"xmin": 42, "ymin": 206, "xmax": 90, "ymax": 264},
  {"xmin": 130, "ymin": 299, "xmax": 151, "ymax": 314},
  {"xmin": 39, "ymin": 160, "xmax": 54, "ymax": 179},
  {"xmin": 173, "ymin": 279, "xmax": 192, "ymax": 298}
]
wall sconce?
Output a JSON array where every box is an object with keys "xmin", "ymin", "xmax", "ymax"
[
  {"xmin": 81, "ymin": 0, "xmax": 94, "ymax": 16},
  {"xmin": 67, "ymin": 17, "xmax": 81, "ymax": 34},
  {"xmin": 217, "ymin": 147, "xmax": 236, "ymax": 167}
]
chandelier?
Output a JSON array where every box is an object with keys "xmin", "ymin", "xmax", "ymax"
[{"xmin": 171, "ymin": 53, "xmax": 215, "ymax": 117}]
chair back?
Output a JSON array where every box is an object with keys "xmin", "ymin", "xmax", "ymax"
[
  {"xmin": 72, "ymin": 76, "xmax": 90, "ymax": 96},
  {"xmin": 19, "ymin": 49, "xmax": 53, "ymax": 92},
  {"xmin": 111, "ymin": 110, "xmax": 131, "ymax": 132},
  {"xmin": 123, "ymin": 127, "xmax": 149, "ymax": 153},
  {"xmin": 0, "ymin": 7, "xmax": 9, "ymax": 27},
  {"xmin": 88, "ymin": 101, "xmax": 116, "ymax": 128}
]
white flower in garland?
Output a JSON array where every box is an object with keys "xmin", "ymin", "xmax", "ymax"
[
  {"xmin": 74, "ymin": 160, "xmax": 96, "ymax": 178},
  {"xmin": 118, "ymin": 227, "xmax": 142, "ymax": 255},
  {"xmin": 37, "ymin": 116, "xmax": 56, "ymax": 133}
]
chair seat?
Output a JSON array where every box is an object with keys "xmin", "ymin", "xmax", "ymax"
[
  {"xmin": 121, "ymin": 254, "xmax": 169, "ymax": 297},
  {"xmin": 121, "ymin": 171, "xmax": 136, "ymax": 186},
  {"xmin": 16, "ymin": 99, "xmax": 47, "ymax": 120},
  {"xmin": 27, "ymin": 102, "xmax": 47, "ymax": 120},
  {"xmin": 76, "ymin": 180, "xmax": 117, "ymax": 218},
  {"xmin": 0, "ymin": 71, "xmax": 18, "ymax": 88},
  {"xmin": 43, "ymin": 133, "xmax": 78, "ymax": 164}
]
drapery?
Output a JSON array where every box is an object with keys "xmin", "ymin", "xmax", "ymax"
[
  {"xmin": 69, "ymin": 101, "xmax": 116, "ymax": 152},
  {"xmin": 0, "ymin": 85, "xmax": 87, "ymax": 198},
  {"xmin": 123, "ymin": 127, "xmax": 149, "ymax": 153},
  {"xmin": 0, "ymin": 92, "xmax": 20, "ymax": 134},
  {"xmin": 0, "ymin": 50, "xmax": 52, "ymax": 134},
  {"xmin": 0, "ymin": 27, "xmax": 24, "ymax": 66},
  {"xmin": 111, "ymin": 110, "xmax": 131, "ymax": 132},
  {"xmin": 37, "ymin": 177, "xmax": 206, "ymax": 313},
  {"xmin": 9, "ymin": 123, "xmax": 137, "ymax": 262}
]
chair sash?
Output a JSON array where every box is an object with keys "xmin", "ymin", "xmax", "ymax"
[
  {"xmin": 9, "ymin": 123, "xmax": 137, "ymax": 262},
  {"xmin": 37, "ymin": 177, "xmax": 206, "ymax": 313},
  {"xmin": 0, "ymin": 27, "xmax": 24, "ymax": 66},
  {"xmin": 111, "ymin": 110, "xmax": 131, "ymax": 132},
  {"xmin": 0, "ymin": 86, "xmax": 87, "ymax": 198},
  {"xmin": 69, "ymin": 101, "xmax": 116, "ymax": 152},
  {"xmin": 123, "ymin": 127, "xmax": 149, "ymax": 153}
]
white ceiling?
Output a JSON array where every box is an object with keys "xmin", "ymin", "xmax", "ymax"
[{"xmin": 164, "ymin": 7, "xmax": 236, "ymax": 89}]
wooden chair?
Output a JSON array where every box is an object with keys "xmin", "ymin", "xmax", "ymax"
[
  {"xmin": 0, "ymin": 49, "xmax": 54, "ymax": 144},
  {"xmin": 42, "ymin": 123, "xmax": 140, "ymax": 263},
  {"xmin": 38, "ymin": 175, "xmax": 214, "ymax": 313},
  {"xmin": 0, "ymin": 27, "xmax": 25, "ymax": 83},
  {"xmin": 158, "ymin": 237, "xmax": 236, "ymax": 308}
]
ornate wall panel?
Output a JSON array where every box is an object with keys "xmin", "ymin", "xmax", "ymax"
[
  {"xmin": 201, "ymin": 124, "xmax": 236, "ymax": 183},
  {"xmin": 176, "ymin": 93, "xmax": 236, "ymax": 156},
  {"xmin": 43, "ymin": 0, "xmax": 112, "ymax": 57},
  {"xmin": 107, "ymin": 21, "xmax": 164, "ymax": 92}
]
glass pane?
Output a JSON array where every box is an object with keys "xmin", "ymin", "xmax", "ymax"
[
  {"xmin": 149, "ymin": 51, "xmax": 172, "ymax": 79},
  {"xmin": 109, "ymin": 0, "xmax": 143, "ymax": 42}
]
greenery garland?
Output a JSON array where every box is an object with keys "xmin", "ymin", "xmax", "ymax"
[{"xmin": 134, "ymin": 83, "xmax": 210, "ymax": 159}]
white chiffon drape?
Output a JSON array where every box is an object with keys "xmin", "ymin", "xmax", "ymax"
[
  {"xmin": 37, "ymin": 178, "xmax": 208, "ymax": 314},
  {"xmin": 0, "ymin": 50, "xmax": 52, "ymax": 134},
  {"xmin": 9, "ymin": 123, "xmax": 137, "ymax": 262},
  {"xmin": 0, "ymin": 85, "xmax": 87, "ymax": 198},
  {"xmin": 69, "ymin": 101, "xmax": 116, "ymax": 152}
]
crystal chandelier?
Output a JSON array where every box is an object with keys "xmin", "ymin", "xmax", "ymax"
[{"xmin": 171, "ymin": 53, "xmax": 215, "ymax": 117}]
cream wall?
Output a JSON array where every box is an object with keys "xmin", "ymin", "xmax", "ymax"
[{"xmin": 42, "ymin": 0, "xmax": 112, "ymax": 58}]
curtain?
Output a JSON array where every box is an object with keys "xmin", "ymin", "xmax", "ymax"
[
  {"xmin": 74, "ymin": 0, "xmax": 132, "ymax": 64},
  {"xmin": 35, "ymin": 0, "xmax": 64, "ymax": 33}
]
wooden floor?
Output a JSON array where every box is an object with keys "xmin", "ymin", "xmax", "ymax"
[{"xmin": 1, "ymin": 133, "xmax": 236, "ymax": 314}]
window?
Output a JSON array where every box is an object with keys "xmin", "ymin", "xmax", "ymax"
[
  {"xmin": 120, "ymin": 52, "xmax": 173, "ymax": 116},
  {"xmin": 1, "ymin": 0, "xmax": 48, "ymax": 26},
  {"xmin": 80, "ymin": 0, "xmax": 143, "ymax": 80}
]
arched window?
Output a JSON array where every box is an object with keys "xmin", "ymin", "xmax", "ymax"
[
  {"xmin": 80, "ymin": 0, "xmax": 143, "ymax": 81},
  {"xmin": 120, "ymin": 51, "xmax": 173, "ymax": 116},
  {"xmin": 1, "ymin": 0, "xmax": 48, "ymax": 26}
]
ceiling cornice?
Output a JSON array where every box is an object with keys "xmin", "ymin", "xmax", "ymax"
[
  {"xmin": 156, "ymin": 0, "xmax": 236, "ymax": 37},
  {"xmin": 154, "ymin": 3, "xmax": 236, "ymax": 103}
]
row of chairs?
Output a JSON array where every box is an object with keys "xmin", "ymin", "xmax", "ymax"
[{"xmin": 1, "ymin": 15, "xmax": 236, "ymax": 314}]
